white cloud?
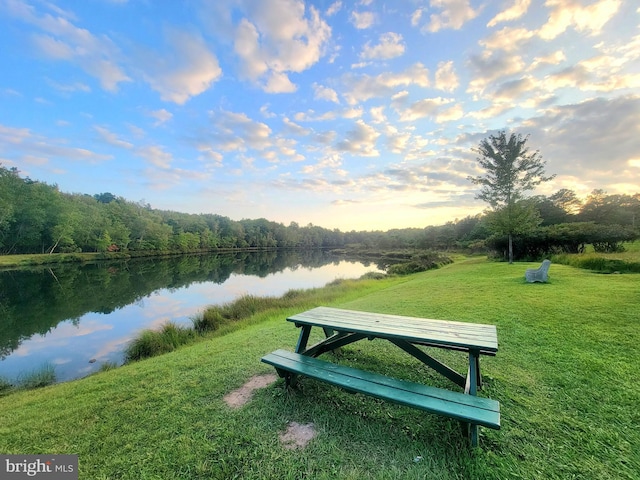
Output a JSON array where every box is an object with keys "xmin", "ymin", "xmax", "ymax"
[
  {"xmin": 436, "ymin": 104, "xmax": 464, "ymax": 123},
  {"xmin": 370, "ymin": 106, "xmax": 386, "ymax": 123},
  {"xmin": 538, "ymin": 0, "xmax": 621, "ymax": 40},
  {"xmin": 0, "ymin": 124, "xmax": 33, "ymax": 145},
  {"xmin": 46, "ymin": 79, "xmax": 91, "ymax": 93},
  {"xmin": 31, "ymin": 34, "xmax": 75, "ymax": 59},
  {"xmin": 386, "ymin": 130, "xmax": 411, "ymax": 154},
  {"xmin": 6, "ymin": 0, "xmax": 130, "ymax": 92},
  {"xmin": 326, "ymin": 1, "xmax": 342, "ymax": 16},
  {"xmin": 423, "ymin": 0, "xmax": 479, "ymax": 33},
  {"xmin": 343, "ymin": 107, "xmax": 363, "ymax": 119},
  {"xmin": 264, "ymin": 71, "xmax": 298, "ymax": 93},
  {"xmin": 313, "ymin": 83, "xmax": 340, "ymax": 103},
  {"xmin": 393, "ymin": 96, "xmax": 452, "ymax": 122},
  {"xmin": 233, "ymin": 0, "xmax": 331, "ymax": 93},
  {"xmin": 0, "ymin": 123, "xmax": 112, "ymax": 165},
  {"xmin": 197, "ymin": 146, "xmax": 223, "ymax": 166},
  {"xmin": 94, "ymin": 126, "xmax": 133, "ymax": 149},
  {"xmin": 300, "ymin": 152, "xmax": 343, "ymax": 175},
  {"xmin": 136, "ymin": 145, "xmax": 173, "ymax": 168},
  {"xmin": 543, "ymin": 63, "xmax": 640, "ymax": 93},
  {"xmin": 283, "ymin": 117, "xmax": 311, "ymax": 136},
  {"xmin": 350, "ymin": 10, "xmax": 375, "ymax": 29},
  {"xmin": 294, "ymin": 109, "xmax": 338, "ymax": 122},
  {"xmin": 468, "ymin": 103, "xmax": 514, "ymax": 120},
  {"xmin": 523, "ymin": 95, "xmax": 640, "ymax": 182},
  {"xmin": 492, "ymin": 76, "xmax": 537, "ymax": 102},
  {"xmin": 235, "ymin": 19, "xmax": 268, "ymax": 80},
  {"xmin": 435, "ymin": 60, "xmax": 459, "ymax": 92},
  {"xmin": 411, "ymin": 8, "xmax": 423, "ymax": 27},
  {"xmin": 466, "ymin": 50, "xmax": 526, "ymax": 96},
  {"xmin": 149, "ymin": 109, "xmax": 173, "ymax": 126},
  {"xmin": 208, "ymin": 110, "xmax": 272, "ymax": 152},
  {"xmin": 480, "ymin": 26, "xmax": 535, "ymax": 52},
  {"xmin": 487, "ymin": 0, "xmax": 531, "ymax": 27},
  {"xmin": 335, "ymin": 119, "xmax": 380, "ymax": 156},
  {"xmin": 360, "ymin": 32, "xmax": 405, "ymax": 60},
  {"xmin": 259, "ymin": 104, "xmax": 277, "ymax": 118},
  {"xmin": 528, "ymin": 50, "xmax": 566, "ymax": 70},
  {"xmin": 140, "ymin": 28, "xmax": 221, "ymax": 104},
  {"xmin": 343, "ymin": 63, "xmax": 430, "ymax": 105},
  {"xmin": 275, "ymin": 137, "xmax": 304, "ymax": 161}
]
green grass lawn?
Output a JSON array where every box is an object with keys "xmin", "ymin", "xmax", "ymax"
[{"xmin": 1, "ymin": 259, "xmax": 638, "ymax": 479}]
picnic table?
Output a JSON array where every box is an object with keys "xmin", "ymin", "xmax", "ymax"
[{"xmin": 262, "ymin": 306, "xmax": 500, "ymax": 447}]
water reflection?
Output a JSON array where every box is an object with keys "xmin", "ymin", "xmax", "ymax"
[{"xmin": 0, "ymin": 250, "xmax": 382, "ymax": 382}]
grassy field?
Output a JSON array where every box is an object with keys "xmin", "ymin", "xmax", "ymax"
[{"xmin": 0, "ymin": 259, "xmax": 638, "ymax": 479}]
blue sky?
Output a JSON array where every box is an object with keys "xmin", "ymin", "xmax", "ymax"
[{"xmin": 1, "ymin": 0, "xmax": 639, "ymax": 231}]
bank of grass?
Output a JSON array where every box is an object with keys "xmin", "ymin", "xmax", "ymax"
[
  {"xmin": 1, "ymin": 259, "xmax": 638, "ymax": 479},
  {"xmin": 0, "ymin": 251, "xmax": 125, "ymax": 269},
  {"xmin": 0, "ymin": 249, "xmax": 212, "ymax": 269},
  {"xmin": 125, "ymin": 274, "xmax": 389, "ymax": 362},
  {"xmin": 551, "ymin": 240, "xmax": 640, "ymax": 273}
]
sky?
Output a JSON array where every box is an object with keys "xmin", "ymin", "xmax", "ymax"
[{"xmin": 0, "ymin": 0, "xmax": 639, "ymax": 231}]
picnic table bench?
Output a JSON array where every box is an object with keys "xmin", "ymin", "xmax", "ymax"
[{"xmin": 261, "ymin": 307, "xmax": 500, "ymax": 447}]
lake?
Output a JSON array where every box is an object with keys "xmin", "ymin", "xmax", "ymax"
[{"xmin": 0, "ymin": 250, "xmax": 382, "ymax": 383}]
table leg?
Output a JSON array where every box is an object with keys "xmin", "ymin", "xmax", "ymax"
[
  {"xmin": 466, "ymin": 351, "xmax": 478, "ymax": 395},
  {"xmin": 465, "ymin": 350, "xmax": 480, "ymax": 447},
  {"xmin": 322, "ymin": 327, "xmax": 335, "ymax": 338},
  {"xmin": 295, "ymin": 325, "xmax": 312, "ymax": 353}
]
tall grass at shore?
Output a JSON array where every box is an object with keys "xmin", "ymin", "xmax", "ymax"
[
  {"xmin": 125, "ymin": 275, "xmax": 389, "ymax": 362},
  {"xmin": 551, "ymin": 240, "xmax": 640, "ymax": 273},
  {"xmin": 1, "ymin": 363, "xmax": 57, "ymax": 396},
  {"xmin": 1, "ymin": 259, "xmax": 638, "ymax": 479},
  {"xmin": 17, "ymin": 363, "xmax": 56, "ymax": 390}
]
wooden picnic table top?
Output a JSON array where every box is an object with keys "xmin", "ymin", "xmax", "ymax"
[{"xmin": 287, "ymin": 306, "xmax": 498, "ymax": 354}]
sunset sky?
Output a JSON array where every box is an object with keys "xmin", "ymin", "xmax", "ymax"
[{"xmin": 1, "ymin": 0, "xmax": 639, "ymax": 231}]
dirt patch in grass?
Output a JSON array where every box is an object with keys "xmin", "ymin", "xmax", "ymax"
[
  {"xmin": 279, "ymin": 422, "xmax": 317, "ymax": 450},
  {"xmin": 223, "ymin": 373, "xmax": 278, "ymax": 408}
]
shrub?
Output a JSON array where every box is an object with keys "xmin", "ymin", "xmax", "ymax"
[
  {"xmin": 0, "ymin": 376, "xmax": 12, "ymax": 396},
  {"xmin": 281, "ymin": 289, "xmax": 306, "ymax": 301},
  {"xmin": 360, "ymin": 271, "xmax": 386, "ymax": 280},
  {"xmin": 192, "ymin": 310, "xmax": 228, "ymax": 334},
  {"xmin": 551, "ymin": 253, "xmax": 640, "ymax": 273},
  {"xmin": 98, "ymin": 362, "xmax": 119, "ymax": 372},
  {"xmin": 220, "ymin": 294, "xmax": 263, "ymax": 320},
  {"xmin": 124, "ymin": 322, "xmax": 195, "ymax": 362},
  {"xmin": 17, "ymin": 363, "xmax": 56, "ymax": 390},
  {"xmin": 386, "ymin": 252, "xmax": 453, "ymax": 275}
]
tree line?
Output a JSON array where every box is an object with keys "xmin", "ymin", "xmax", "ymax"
[{"xmin": 1, "ymin": 165, "xmax": 638, "ymax": 257}]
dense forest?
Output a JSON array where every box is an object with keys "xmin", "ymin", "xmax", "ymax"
[{"xmin": 1, "ymin": 165, "xmax": 638, "ymax": 258}]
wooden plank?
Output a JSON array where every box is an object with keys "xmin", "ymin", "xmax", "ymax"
[
  {"xmin": 288, "ymin": 307, "xmax": 498, "ymax": 353},
  {"xmin": 291, "ymin": 310, "xmax": 493, "ymax": 338},
  {"xmin": 262, "ymin": 350, "xmax": 500, "ymax": 430},
  {"xmin": 294, "ymin": 307, "xmax": 496, "ymax": 336}
]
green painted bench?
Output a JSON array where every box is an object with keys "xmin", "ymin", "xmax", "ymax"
[{"xmin": 262, "ymin": 349, "xmax": 501, "ymax": 433}]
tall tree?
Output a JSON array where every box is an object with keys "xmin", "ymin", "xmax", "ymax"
[
  {"xmin": 468, "ymin": 130, "xmax": 555, "ymax": 263},
  {"xmin": 549, "ymin": 188, "xmax": 582, "ymax": 215}
]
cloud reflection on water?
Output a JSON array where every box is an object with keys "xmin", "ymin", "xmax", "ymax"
[{"xmin": 1, "ymin": 259, "xmax": 380, "ymax": 382}]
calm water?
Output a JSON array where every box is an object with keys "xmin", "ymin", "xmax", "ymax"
[{"xmin": 0, "ymin": 250, "xmax": 382, "ymax": 383}]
